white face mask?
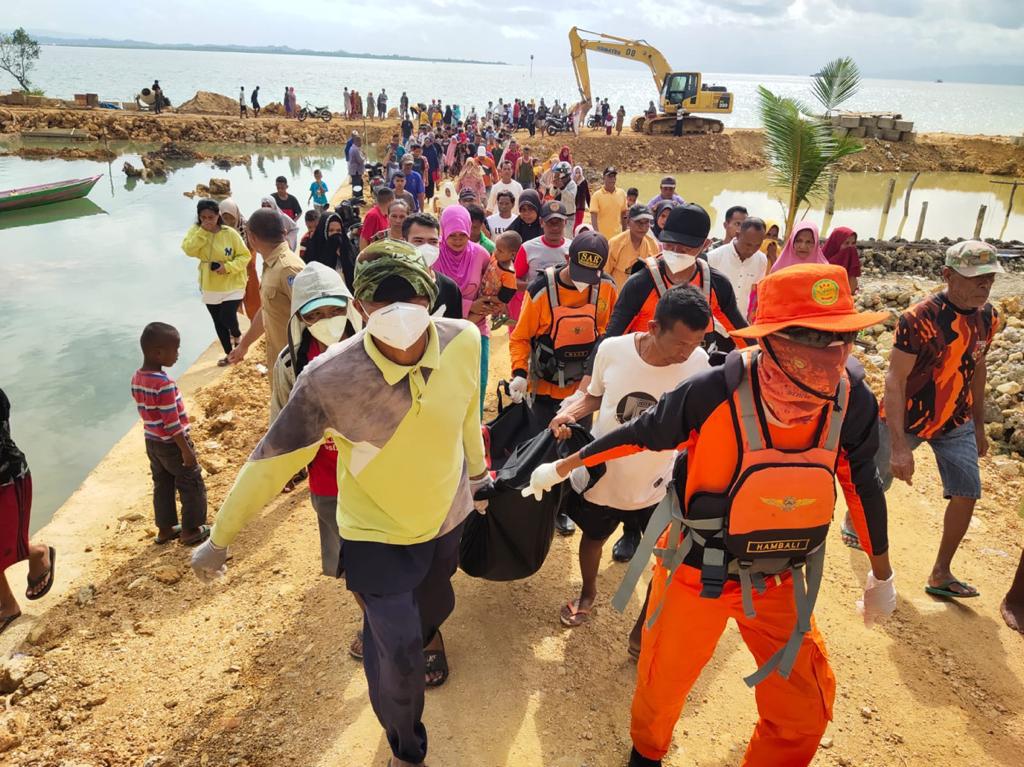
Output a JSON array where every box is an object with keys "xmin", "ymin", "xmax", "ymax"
[
  {"xmin": 365, "ymin": 302, "xmax": 431, "ymax": 350},
  {"xmin": 416, "ymin": 243, "xmax": 440, "ymax": 267},
  {"xmin": 308, "ymin": 315, "xmax": 348, "ymax": 347},
  {"xmin": 661, "ymin": 250, "xmax": 696, "ymax": 274},
  {"xmin": 572, "ymin": 279, "xmax": 592, "ymax": 293}
]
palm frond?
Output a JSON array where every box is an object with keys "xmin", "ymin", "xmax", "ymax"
[
  {"xmin": 758, "ymin": 85, "xmax": 864, "ymax": 233},
  {"xmin": 811, "ymin": 57, "xmax": 861, "ymax": 116}
]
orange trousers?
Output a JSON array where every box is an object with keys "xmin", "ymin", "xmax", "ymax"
[{"xmin": 631, "ymin": 564, "xmax": 835, "ymax": 766}]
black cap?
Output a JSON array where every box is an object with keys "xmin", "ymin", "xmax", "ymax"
[
  {"xmin": 568, "ymin": 231, "xmax": 609, "ymax": 285},
  {"xmin": 541, "ymin": 200, "xmax": 569, "ymax": 221},
  {"xmin": 658, "ymin": 203, "xmax": 711, "ymax": 247},
  {"xmin": 660, "ymin": 176, "xmax": 677, "ymax": 187},
  {"xmin": 628, "ymin": 203, "xmax": 654, "ymax": 221},
  {"xmin": 603, "ymin": 166, "xmax": 618, "ymax": 176}
]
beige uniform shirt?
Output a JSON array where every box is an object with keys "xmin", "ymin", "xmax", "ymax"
[
  {"xmin": 260, "ymin": 242, "xmax": 305, "ymax": 370},
  {"xmin": 606, "ymin": 229, "xmax": 661, "ymax": 290}
]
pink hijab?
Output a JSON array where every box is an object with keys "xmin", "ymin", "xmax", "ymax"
[
  {"xmin": 770, "ymin": 221, "xmax": 828, "ymax": 273},
  {"xmin": 435, "ymin": 205, "xmax": 491, "ymax": 333}
]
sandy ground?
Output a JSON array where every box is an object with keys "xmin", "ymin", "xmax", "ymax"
[{"xmin": 1, "ymin": 317, "xmax": 1023, "ymax": 767}]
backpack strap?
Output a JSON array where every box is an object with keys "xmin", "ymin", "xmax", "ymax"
[
  {"xmin": 610, "ymin": 489, "xmax": 676, "ymax": 615},
  {"xmin": 733, "ymin": 349, "xmax": 766, "ymax": 452},
  {"xmin": 645, "ymin": 257, "xmax": 669, "ymax": 297},
  {"xmin": 545, "ymin": 266, "xmax": 560, "ymax": 309},
  {"xmin": 821, "ymin": 374, "xmax": 850, "ymax": 451},
  {"xmin": 742, "ymin": 543, "xmax": 826, "ymax": 687},
  {"xmin": 696, "ymin": 259, "xmax": 730, "ymax": 343}
]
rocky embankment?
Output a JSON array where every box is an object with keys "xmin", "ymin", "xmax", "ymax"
[{"xmin": 2, "ymin": 99, "xmax": 1023, "ymax": 176}]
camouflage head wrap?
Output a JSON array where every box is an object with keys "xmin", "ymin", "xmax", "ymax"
[{"xmin": 353, "ymin": 239, "xmax": 439, "ymax": 305}]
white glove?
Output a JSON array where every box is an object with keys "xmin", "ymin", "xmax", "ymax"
[
  {"xmin": 470, "ymin": 473, "xmax": 495, "ymax": 514},
  {"xmin": 191, "ymin": 538, "xmax": 229, "ymax": 584},
  {"xmin": 857, "ymin": 570, "xmax": 896, "ymax": 627},
  {"xmin": 521, "ymin": 461, "xmax": 566, "ymax": 501},
  {"xmin": 508, "ymin": 376, "xmax": 528, "ymax": 404}
]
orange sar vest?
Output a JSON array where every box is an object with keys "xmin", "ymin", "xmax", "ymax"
[
  {"xmin": 529, "ymin": 266, "xmax": 600, "ymax": 389},
  {"xmin": 643, "ymin": 256, "xmax": 727, "ymax": 341},
  {"xmin": 612, "ymin": 348, "xmax": 851, "ymax": 686}
]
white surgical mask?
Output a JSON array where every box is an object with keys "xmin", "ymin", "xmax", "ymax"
[
  {"xmin": 365, "ymin": 302, "xmax": 431, "ymax": 350},
  {"xmin": 308, "ymin": 315, "xmax": 348, "ymax": 347},
  {"xmin": 661, "ymin": 250, "xmax": 696, "ymax": 274},
  {"xmin": 572, "ymin": 279, "xmax": 592, "ymax": 293},
  {"xmin": 416, "ymin": 243, "xmax": 440, "ymax": 267}
]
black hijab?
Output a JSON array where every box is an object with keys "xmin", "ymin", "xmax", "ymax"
[
  {"xmin": 303, "ymin": 212, "xmax": 357, "ymax": 290},
  {"xmin": 508, "ymin": 188, "xmax": 543, "ymax": 242}
]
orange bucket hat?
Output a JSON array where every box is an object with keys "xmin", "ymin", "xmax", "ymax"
[{"xmin": 731, "ymin": 263, "xmax": 889, "ymax": 339}]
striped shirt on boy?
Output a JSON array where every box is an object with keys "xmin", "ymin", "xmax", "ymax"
[{"xmin": 130, "ymin": 369, "xmax": 189, "ymax": 442}]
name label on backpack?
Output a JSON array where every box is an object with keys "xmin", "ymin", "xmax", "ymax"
[{"xmin": 746, "ymin": 539, "xmax": 810, "ymax": 554}]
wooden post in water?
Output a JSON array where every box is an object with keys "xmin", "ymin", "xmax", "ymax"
[
  {"xmin": 915, "ymin": 201, "xmax": 928, "ymax": 241},
  {"xmin": 974, "ymin": 205, "xmax": 987, "ymax": 239},
  {"xmin": 882, "ymin": 178, "xmax": 896, "ymax": 214},
  {"xmin": 903, "ymin": 172, "xmax": 920, "ymax": 217},
  {"xmin": 826, "ymin": 174, "xmax": 838, "ymax": 215}
]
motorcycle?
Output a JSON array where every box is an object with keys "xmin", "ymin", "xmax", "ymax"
[
  {"xmin": 545, "ymin": 114, "xmax": 571, "ymax": 136},
  {"xmin": 297, "ymin": 102, "xmax": 332, "ymax": 122},
  {"xmin": 365, "ymin": 162, "xmax": 386, "ymax": 195}
]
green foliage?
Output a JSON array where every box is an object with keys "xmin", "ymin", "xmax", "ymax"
[
  {"xmin": 0, "ymin": 27, "xmax": 41, "ymax": 92},
  {"xmin": 758, "ymin": 85, "xmax": 863, "ymax": 234},
  {"xmin": 811, "ymin": 57, "xmax": 861, "ymax": 116}
]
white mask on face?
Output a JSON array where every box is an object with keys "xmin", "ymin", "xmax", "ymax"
[
  {"xmin": 365, "ymin": 302, "xmax": 431, "ymax": 350},
  {"xmin": 308, "ymin": 315, "xmax": 348, "ymax": 347},
  {"xmin": 661, "ymin": 250, "xmax": 696, "ymax": 274},
  {"xmin": 416, "ymin": 243, "xmax": 440, "ymax": 267},
  {"xmin": 572, "ymin": 279, "xmax": 592, "ymax": 293}
]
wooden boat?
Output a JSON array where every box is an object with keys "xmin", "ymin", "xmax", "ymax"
[
  {"xmin": 20, "ymin": 128, "xmax": 95, "ymax": 141},
  {"xmin": 0, "ymin": 175, "xmax": 102, "ymax": 213}
]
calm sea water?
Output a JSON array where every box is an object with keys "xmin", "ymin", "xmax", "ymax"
[
  {"xmin": 1, "ymin": 147, "xmax": 1021, "ymax": 530},
  {"xmin": 9, "ymin": 45, "xmax": 1024, "ymax": 136}
]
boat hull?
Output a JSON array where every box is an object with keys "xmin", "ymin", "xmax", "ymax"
[{"xmin": 0, "ymin": 175, "xmax": 102, "ymax": 213}]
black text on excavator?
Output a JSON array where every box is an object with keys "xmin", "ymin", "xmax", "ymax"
[{"xmin": 569, "ymin": 27, "xmax": 734, "ymax": 135}]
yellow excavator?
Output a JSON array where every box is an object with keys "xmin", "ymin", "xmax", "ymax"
[{"xmin": 568, "ymin": 27, "xmax": 734, "ymax": 135}]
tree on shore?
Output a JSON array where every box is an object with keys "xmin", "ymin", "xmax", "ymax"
[
  {"xmin": 758, "ymin": 85, "xmax": 862, "ymax": 235},
  {"xmin": 0, "ymin": 28, "xmax": 40, "ymax": 92},
  {"xmin": 811, "ymin": 56, "xmax": 861, "ymax": 117}
]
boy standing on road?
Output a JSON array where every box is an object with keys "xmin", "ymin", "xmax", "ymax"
[
  {"xmin": 308, "ymin": 169, "xmax": 329, "ymax": 213},
  {"xmin": 130, "ymin": 323, "xmax": 209, "ymax": 546}
]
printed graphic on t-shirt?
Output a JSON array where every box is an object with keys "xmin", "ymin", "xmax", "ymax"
[{"xmin": 616, "ymin": 391, "xmax": 658, "ymax": 424}]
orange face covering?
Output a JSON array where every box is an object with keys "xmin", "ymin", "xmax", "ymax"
[{"xmin": 757, "ymin": 335, "xmax": 850, "ymax": 424}]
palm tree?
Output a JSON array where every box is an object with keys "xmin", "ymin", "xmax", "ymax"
[
  {"xmin": 758, "ymin": 86, "xmax": 863, "ymax": 235},
  {"xmin": 811, "ymin": 57, "xmax": 861, "ymax": 117}
]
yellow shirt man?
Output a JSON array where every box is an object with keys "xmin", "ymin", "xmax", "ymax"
[
  {"xmin": 589, "ymin": 170, "xmax": 628, "ymax": 240},
  {"xmin": 606, "ymin": 212, "xmax": 661, "ymax": 289}
]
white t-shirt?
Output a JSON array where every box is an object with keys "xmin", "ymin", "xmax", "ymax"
[
  {"xmin": 707, "ymin": 241, "xmax": 767, "ymax": 319},
  {"xmin": 487, "ymin": 212, "xmax": 516, "ymax": 235},
  {"xmin": 487, "ymin": 179, "xmax": 523, "ymax": 211},
  {"xmin": 580, "ymin": 334, "xmax": 710, "ymax": 510}
]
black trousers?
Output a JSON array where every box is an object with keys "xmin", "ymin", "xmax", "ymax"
[
  {"xmin": 343, "ymin": 522, "xmax": 465, "ymax": 764},
  {"xmin": 206, "ymin": 300, "xmax": 242, "ymax": 355},
  {"xmin": 145, "ymin": 439, "xmax": 207, "ymax": 530}
]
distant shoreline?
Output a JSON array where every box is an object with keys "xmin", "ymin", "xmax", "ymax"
[{"xmin": 37, "ymin": 38, "xmax": 508, "ymax": 67}]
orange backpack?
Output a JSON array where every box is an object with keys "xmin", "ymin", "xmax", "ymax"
[
  {"xmin": 530, "ymin": 267, "xmax": 599, "ymax": 388},
  {"xmin": 612, "ymin": 348, "xmax": 850, "ymax": 686}
]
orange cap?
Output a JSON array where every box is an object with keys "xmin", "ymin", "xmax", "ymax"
[{"xmin": 731, "ymin": 264, "xmax": 889, "ymax": 339}]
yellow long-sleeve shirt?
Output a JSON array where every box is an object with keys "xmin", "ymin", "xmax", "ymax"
[{"xmin": 181, "ymin": 225, "xmax": 252, "ymax": 293}]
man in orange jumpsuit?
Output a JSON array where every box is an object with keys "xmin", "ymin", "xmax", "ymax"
[{"xmin": 523, "ymin": 264, "xmax": 898, "ymax": 766}]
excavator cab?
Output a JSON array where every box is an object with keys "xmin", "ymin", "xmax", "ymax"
[{"xmin": 662, "ymin": 73, "xmax": 699, "ymax": 107}]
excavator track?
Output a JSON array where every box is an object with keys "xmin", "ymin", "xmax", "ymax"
[{"xmin": 632, "ymin": 114, "xmax": 724, "ymax": 135}]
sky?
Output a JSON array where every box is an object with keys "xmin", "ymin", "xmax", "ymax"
[{"xmin": 9, "ymin": 0, "xmax": 1024, "ymax": 80}]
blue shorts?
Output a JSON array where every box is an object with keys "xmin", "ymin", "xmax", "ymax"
[{"xmin": 876, "ymin": 420, "xmax": 981, "ymax": 500}]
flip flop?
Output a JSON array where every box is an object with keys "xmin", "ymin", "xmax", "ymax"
[
  {"xmin": 26, "ymin": 547, "xmax": 56, "ymax": 601},
  {"xmin": 154, "ymin": 524, "xmax": 182, "ymax": 545},
  {"xmin": 840, "ymin": 525, "xmax": 863, "ymax": 551},
  {"xmin": 925, "ymin": 579, "xmax": 980, "ymax": 599},
  {"xmin": 180, "ymin": 525, "xmax": 211, "ymax": 547},
  {"xmin": 423, "ymin": 632, "xmax": 449, "ymax": 688},
  {"xmin": 560, "ymin": 598, "xmax": 594, "ymax": 628},
  {"xmin": 0, "ymin": 612, "xmax": 21, "ymax": 636}
]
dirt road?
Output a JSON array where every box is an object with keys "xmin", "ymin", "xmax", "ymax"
[{"xmin": 1, "ymin": 325, "xmax": 1022, "ymax": 767}]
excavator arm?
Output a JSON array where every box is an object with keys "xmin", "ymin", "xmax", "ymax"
[{"xmin": 569, "ymin": 27, "xmax": 672, "ymax": 118}]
